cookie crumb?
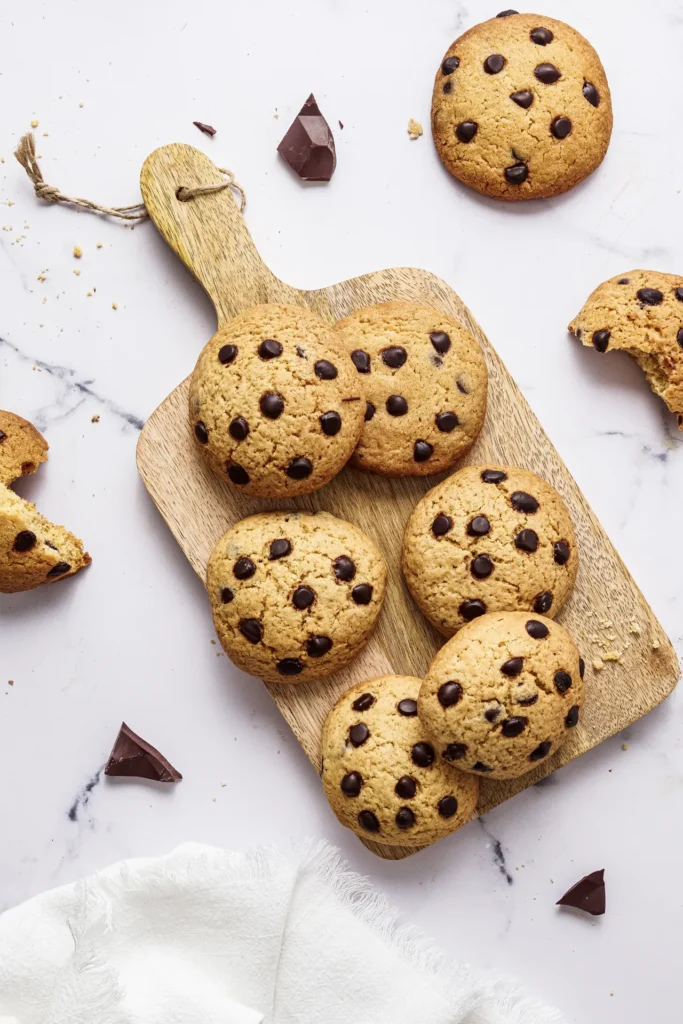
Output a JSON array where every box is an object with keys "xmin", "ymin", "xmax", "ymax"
[
  {"xmin": 602, "ymin": 651, "xmax": 622, "ymax": 663},
  {"xmin": 407, "ymin": 118, "xmax": 423, "ymax": 139},
  {"xmin": 652, "ymin": 638, "xmax": 661, "ymax": 650},
  {"xmin": 592, "ymin": 658, "xmax": 604, "ymax": 671},
  {"xmin": 91, "ymin": 414, "xmax": 100, "ymax": 423},
  {"xmin": 73, "ymin": 245, "xmax": 82, "ymax": 258},
  {"xmin": 622, "ymin": 743, "xmax": 628, "ymax": 751},
  {"xmin": 30, "ymin": 119, "xmax": 39, "ymax": 128},
  {"xmin": 86, "ymin": 290, "xmax": 93, "ymax": 297},
  {"xmin": 221, "ymin": 781, "xmax": 227, "ymax": 787},
  {"xmin": 628, "ymin": 620, "xmax": 641, "ymax": 634},
  {"xmin": 112, "ymin": 302, "xmax": 118, "ymax": 310},
  {"xmin": 73, "ymin": 268, "xmax": 81, "ymax": 276},
  {"xmin": 96, "ymin": 241, "xmax": 103, "ymax": 248},
  {"xmin": 7, "ymin": 680, "xmax": 13, "ymax": 686}
]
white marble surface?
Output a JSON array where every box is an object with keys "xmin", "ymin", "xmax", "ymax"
[{"xmin": 1, "ymin": 0, "xmax": 682, "ymax": 1019}]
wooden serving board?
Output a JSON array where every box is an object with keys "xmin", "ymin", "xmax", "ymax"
[{"xmin": 136, "ymin": 144, "xmax": 679, "ymax": 860}]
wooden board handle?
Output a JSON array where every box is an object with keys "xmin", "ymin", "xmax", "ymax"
[{"xmin": 140, "ymin": 144, "xmax": 299, "ymax": 326}]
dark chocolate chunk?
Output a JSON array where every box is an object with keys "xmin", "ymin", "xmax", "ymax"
[
  {"xmin": 438, "ymin": 681, "xmax": 463, "ymax": 707},
  {"xmin": 436, "ymin": 411, "xmax": 459, "ymax": 432},
  {"xmin": 287, "ymin": 457, "xmax": 313, "ymax": 479},
  {"xmin": 518, "ymin": 693, "xmax": 538, "ymax": 707},
  {"xmin": 530, "ymin": 26, "xmax": 553, "ymax": 44},
  {"xmin": 105, "ymin": 722, "xmax": 182, "ymax": 782},
  {"xmin": 352, "ymin": 692, "xmax": 375, "ymax": 712},
  {"xmin": 515, "ymin": 529, "xmax": 538, "ymax": 553},
  {"xmin": 397, "ymin": 698, "xmax": 418, "ymax": 717},
  {"xmin": 481, "ymin": 469, "xmax": 507, "ymax": 483},
  {"xmin": 381, "ymin": 346, "xmax": 407, "ymax": 368},
  {"xmin": 429, "ymin": 331, "xmax": 451, "ymax": 355},
  {"xmin": 239, "ymin": 618, "xmax": 262, "ymax": 644},
  {"xmin": 511, "ymin": 491, "xmax": 539, "ymax": 513},
  {"xmin": 637, "ymin": 287, "xmax": 664, "ymax": 305},
  {"xmin": 220, "ymin": 587, "xmax": 234, "ymax": 604},
  {"xmin": 556, "ymin": 869, "xmax": 605, "ymax": 915},
  {"xmin": 505, "ymin": 163, "xmax": 528, "ymax": 185},
  {"xmin": 0, "ymin": 430, "xmax": 6, "ymax": 442},
  {"xmin": 432, "ymin": 514, "xmax": 453, "ymax": 536},
  {"xmin": 269, "ymin": 538, "xmax": 291, "ymax": 560},
  {"xmin": 618, "ymin": 278, "xmax": 630, "ymax": 285},
  {"xmin": 411, "ymin": 742, "xmax": 435, "ymax": 767},
  {"xmin": 349, "ymin": 723, "xmax": 369, "ymax": 747},
  {"xmin": 467, "ymin": 515, "xmax": 490, "ymax": 537},
  {"xmin": 676, "ymin": 288, "xmax": 683, "ymax": 302},
  {"xmin": 565, "ymin": 705, "xmax": 579, "ymax": 728},
  {"xmin": 485, "ymin": 707, "xmax": 501, "ymax": 723},
  {"xmin": 579, "ymin": 657, "xmax": 586, "ymax": 678},
  {"xmin": 534, "ymin": 591, "xmax": 553, "ymax": 614},
  {"xmin": 460, "ymin": 598, "xmax": 487, "ymax": 620},
  {"xmin": 277, "ymin": 658, "xmax": 303, "ymax": 676},
  {"xmin": 442, "ymin": 81, "xmax": 453, "ymax": 95},
  {"xmin": 501, "ymin": 657, "xmax": 523, "ymax": 677},
  {"xmin": 529, "ymin": 740, "xmax": 552, "ymax": 761},
  {"xmin": 438, "ymin": 795, "xmax": 458, "ymax": 818},
  {"xmin": 292, "ymin": 585, "xmax": 315, "ymax": 609},
  {"xmin": 471, "ymin": 554, "xmax": 494, "ymax": 579},
  {"xmin": 352, "ymin": 583, "xmax": 373, "ymax": 605},
  {"xmin": 228, "ymin": 465, "xmax": 250, "ymax": 485},
  {"xmin": 414, "ymin": 440, "xmax": 433, "ymax": 462},
  {"xmin": 443, "ymin": 743, "xmax": 467, "ymax": 762},
  {"xmin": 497, "ymin": 8, "xmax": 518, "ymax": 15},
  {"xmin": 307, "ymin": 635, "xmax": 332, "ymax": 657},
  {"xmin": 341, "ymin": 772, "xmax": 362, "ymax": 796},
  {"xmin": 535, "ymin": 63, "xmax": 561, "ymax": 84},
  {"xmin": 511, "ymin": 90, "xmax": 534, "ymax": 108},
  {"xmin": 364, "ymin": 401, "xmax": 375, "ymax": 421},
  {"xmin": 526, "ymin": 619, "xmax": 549, "ymax": 639},
  {"xmin": 194, "ymin": 421, "xmax": 209, "ymax": 444},
  {"xmin": 592, "ymin": 329, "xmax": 610, "ymax": 352},
  {"xmin": 386, "ymin": 395, "xmax": 408, "ymax": 416},
  {"xmin": 47, "ymin": 562, "xmax": 71, "ymax": 577},
  {"xmin": 484, "ymin": 54, "xmax": 506, "ymax": 74},
  {"xmin": 501, "ymin": 716, "xmax": 528, "ymax": 738},
  {"xmin": 551, "ymin": 116, "xmax": 572, "ymax": 139},
  {"xmin": 554, "ymin": 540, "xmax": 571, "ymax": 565},
  {"xmin": 351, "ymin": 349, "xmax": 371, "ymax": 373},
  {"xmin": 314, "ymin": 359, "xmax": 338, "ymax": 379},
  {"xmin": 395, "ymin": 775, "xmax": 417, "ymax": 798},
  {"xmin": 218, "ymin": 344, "xmax": 238, "ymax": 364},
  {"xmin": 396, "ymin": 807, "xmax": 416, "ymax": 829},
  {"xmin": 358, "ymin": 809, "xmax": 380, "ymax": 833},
  {"xmin": 277, "ymin": 93, "xmax": 336, "ymax": 182},
  {"xmin": 234, "ymin": 557, "xmax": 256, "ymax": 580},
  {"xmin": 472, "ymin": 762, "xmax": 493, "ymax": 773},
  {"xmin": 582, "ymin": 80, "xmax": 600, "ymax": 106},
  {"xmin": 554, "ymin": 670, "xmax": 572, "ymax": 693},
  {"xmin": 442, "ymin": 56, "xmax": 460, "ymax": 74},
  {"xmin": 193, "ymin": 121, "xmax": 216, "ymax": 137},
  {"xmin": 258, "ymin": 338, "xmax": 283, "ymax": 359},
  {"xmin": 13, "ymin": 530, "xmax": 37, "ymax": 552},
  {"xmin": 334, "ymin": 555, "xmax": 356, "ymax": 581},
  {"xmin": 229, "ymin": 416, "xmax": 250, "ymax": 440},
  {"xmin": 456, "ymin": 121, "xmax": 478, "ymax": 143},
  {"xmin": 320, "ymin": 411, "xmax": 342, "ymax": 436}
]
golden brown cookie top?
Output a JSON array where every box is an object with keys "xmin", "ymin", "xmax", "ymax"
[{"xmin": 0, "ymin": 410, "xmax": 48, "ymax": 486}]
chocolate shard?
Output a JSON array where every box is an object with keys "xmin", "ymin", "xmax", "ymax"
[
  {"xmin": 277, "ymin": 93, "xmax": 336, "ymax": 182},
  {"xmin": 557, "ymin": 869, "xmax": 605, "ymax": 915},
  {"xmin": 193, "ymin": 121, "xmax": 216, "ymax": 137},
  {"xmin": 105, "ymin": 722, "xmax": 182, "ymax": 783}
]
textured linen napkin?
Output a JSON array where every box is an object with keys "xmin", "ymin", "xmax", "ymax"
[{"xmin": 0, "ymin": 841, "xmax": 564, "ymax": 1024}]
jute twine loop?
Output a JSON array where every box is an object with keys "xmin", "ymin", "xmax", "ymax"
[{"xmin": 13, "ymin": 133, "xmax": 246, "ymax": 220}]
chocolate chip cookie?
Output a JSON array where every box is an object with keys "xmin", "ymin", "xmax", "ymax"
[
  {"xmin": 432, "ymin": 12, "xmax": 612, "ymax": 200},
  {"xmin": 207, "ymin": 511, "xmax": 387, "ymax": 683},
  {"xmin": 569, "ymin": 270, "xmax": 683, "ymax": 430},
  {"xmin": 402, "ymin": 465, "xmax": 577, "ymax": 636},
  {"xmin": 332, "ymin": 302, "xmax": 487, "ymax": 476},
  {"xmin": 190, "ymin": 305, "xmax": 365, "ymax": 497},
  {"xmin": 418, "ymin": 611, "xmax": 584, "ymax": 779},
  {"xmin": 322, "ymin": 675, "xmax": 479, "ymax": 846}
]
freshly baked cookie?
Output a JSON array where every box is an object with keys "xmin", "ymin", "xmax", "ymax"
[
  {"xmin": 322, "ymin": 675, "xmax": 479, "ymax": 846},
  {"xmin": 418, "ymin": 611, "xmax": 584, "ymax": 780},
  {"xmin": 569, "ymin": 270, "xmax": 683, "ymax": 430},
  {"xmin": 432, "ymin": 12, "xmax": 612, "ymax": 200},
  {"xmin": 332, "ymin": 302, "xmax": 487, "ymax": 476},
  {"xmin": 207, "ymin": 511, "xmax": 387, "ymax": 683},
  {"xmin": 402, "ymin": 465, "xmax": 577, "ymax": 636},
  {"xmin": 0, "ymin": 411, "xmax": 91, "ymax": 593},
  {"xmin": 189, "ymin": 304, "xmax": 365, "ymax": 498}
]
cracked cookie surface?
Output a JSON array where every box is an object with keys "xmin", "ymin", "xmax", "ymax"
[
  {"xmin": 207, "ymin": 511, "xmax": 387, "ymax": 683},
  {"xmin": 402, "ymin": 465, "xmax": 577, "ymax": 636},
  {"xmin": 431, "ymin": 12, "xmax": 612, "ymax": 200},
  {"xmin": 322, "ymin": 675, "xmax": 479, "ymax": 846},
  {"xmin": 418, "ymin": 611, "xmax": 584, "ymax": 780}
]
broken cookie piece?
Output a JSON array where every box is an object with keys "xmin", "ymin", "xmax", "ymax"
[{"xmin": 569, "ymin": 271, "xmax": 683, "ymax": 429}]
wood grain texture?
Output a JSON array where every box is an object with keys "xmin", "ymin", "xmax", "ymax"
[{"xmin": 137, "ymin": 144, "xmax": 679, "ymax": 860}]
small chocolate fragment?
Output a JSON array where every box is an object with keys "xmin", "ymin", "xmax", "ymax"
[
  {"xmin": 277, "ymin": 94, "xmax": 336, "ymax": 182},
  {"xmin": 485, "ymin": 707, "xmax": 501, "ymax": 723},
  {"xmin": 193, "ymin": 121, "xmax": 216, "ymax": 137},
  {"xmin": 105, "ymin": 722, "xmax": 182, "ymax": 783},
  {"xmin": 579, "ymin": 658, "xmax": 586, "ymax": 679},
  {"xmin": 472, "ymin": 762, "xmax": 493, "ymax": 773},
  {"xmin": 220, "ymin": 587, "xmax": 234, "ymax": 604},
  {"xmin": 47, "ymin": 562, "xmax": 71, "ymax": 577},
  {"xmin": 497, "ymin": 8, "xmax": 518, "ymax": 15},
  {"xmin": 556, "ymin": 869, "xmax": 605, "ymax": 916}
]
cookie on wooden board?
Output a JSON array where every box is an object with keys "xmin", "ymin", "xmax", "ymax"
[
  {"xmin": 322, "ymin": 675, "xmax": 479, "ymax": 846},
  {"xmin": 189, "ymin": 304, "xmax": 365, "ymax": 498},
  {"xmin": 332, "ymin": 301, "xmax": 487, "ymax": 476},
  {"xmin": 207, "ymin": 511, "xmax": 387, "ymax": 684},
  {"xmin": 402, "ymin": 464, "xmax": 577, "ymax": 636},
  {"xmin": 431, "ymin": 11, "xmax": 612, "ymax": 200},
  {"xmin": 418, "ymin": 611, "xmax": 584, "ymax": 780},
  {"xmin": 569, "ymin": 270, "xmax": 683, "ymax": 430}
]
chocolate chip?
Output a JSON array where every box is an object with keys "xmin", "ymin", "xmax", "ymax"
[
  {"xmin": 579, "ymin": 658, "xmax": 586, "ymax": 679},
  {"xmin": 502, "ymin": 716, "xmax": 528, "ymax": 738},
  {"xmin": 485, "ymin": 707, "xmax": 501, "ymax": 723},
  {"xmin": 218, "ymin": 344, "xmax": 237, "ymax": 364},
  {"xmin": 258, "ymin": 339, "xmax": 282, "ymax": 359},
  {"xmin": 443, "ymin": 743, "xmax": 467, "ymax": 761},
  {"xmin": 334, "ymin": 555, "xmax": 356, "ymax": 581},
  {"xmin": 618, "ymin": 278, "xmax": 630, "ymax": 285},
  {"xmin": 467, "ymin": 515, "xmax": 490, "ymax": 537},
  {"xmin": 677, "ymin": 328, "xmax": 683, "ymax": 349},
  {"xmin": 414, "ymin": 440, "xmax": 433, "ymax": 462},
  {"xmin": 287, "ymin": 457, "xmax": 313, "ymax": 479},
  {"xmin": 381, "ymin": 346, "xmax": 407, "ymax": 368},
  {"xmin": 518, "ymin": 693, "xmax": 538, "ymax": 707},
  {"xmin": 13, "ymin": 530, "xmax": 37, "ymax": 552},
  {"xmin": 353, "ymin": 692, "xmax": 375, "ymax": 712},
  {"xmin": 228, "ymin": 464, "xmax": 250, "ymax": 485},
  {"xmin": 364, "ymin": 401, "xmax": 375, "ymax": 421},
  {"xmin": 501, "ymin": 657, "xmax": 523, "ymax": 677},
  {"xmin": 358, "ymin": 810, "xmax": 380, "ymax": 832},
  {"xmin": 442, "ymin": 56, "xmax": 459, "ymax": 74},
  {"xmin": 535, "ymin": 63, "xmax": 561, "ymax": 83},
  {"xmin": 472, "ymin": 762, "xmax": 493, "ymax": 773},
  {"xmin": 296, "ymin": 346, "xmax": 306, "ymax": 357},
  {"xmin": 442, "ymin": 81, "xmax": 453, "ymax": 95},
  {"xmin": 505, "ymin": 163, "xmax": 528, "ymax": 185},
  {"xmin": 676, "ymin": 288, "xmax": 683, "ymax": 302},
  {"xmin": 0, "ymin": 430, "xmax": 5, "ymax": 442},
  {"xmin": 341, "ymin": 772, "xmax": 362, "ymax": 796},
  {"xmin": 484, "ymin": 54, "xmax": 506, "ymax": 74},
  {"xmin": 307, "ymin": 635, "xmax": 332, "ymax": 657},
  {"xmin": 471, "ymin": 554, "xmax": 494, "ymax": 579},
  {"xmin": 435, "ymin": 411, "xmax": 459, "ymax": 432},
  {"xmin": 269, "ymin": 538, "xmax": 291, "ymax": 560},
  {"xmin": 637, "ymin": 287, "xmax": 664, "ymax": 305},
  {"xmin": 194, "ymin": 421, "xmax": 209, "ymax": 444},
  {"xmin": 396, "ymin": 807, "xmax": 416, "ymax": 829},
  {"xmin": 438, "ymin": 681, "xmax": 462, "ymax": 707},
  {"xmin": 350, "ymin": 723, "xmax": 369, "ymax": 747},
  {"xmin": 320, "ymin": 411, "xmax": 342, "ymax": 436},
  {"xmin": 352, "ymin": 583, "xmax": 373, "ymax": 605},
  {"xmin": 554, "ymin": 671, "xmax": 572, "ymax": 694},
  {"xmin": 438, "ymin": 795, "xmax": 458, "ymax": 818},
  {"xmin": 351, "ymin": 349, "xmax": 370, "ymax": 373},
  {"xmin": 551, "ymin": 116, "xmax": 572, "ymax": 139},
  {"xmin": 456, "ymin": 121, "xmax": 478, "ymax": 143},
  {"xmin": 526, "ymin": 619, "xmax": 549, "ymax": 639},
  {"xmin": 314, "ymin": 359, "xmax": 337, "ymax": 379},
  {"xmin": 277, "ymin": 658, "xmax": 303, "ymax": 676},
  {"xmin": 398, "ymin": 698, "xmax": 418, "ymax": 716},
  {"xmin": 534, "ymin": 592, "xmax": 553, "ymax": 614},
  {"xmin": 292, "ymin": 585, "xmax": 315, "ymax": 609},
  {"xmin": 220, "ymin": 587, "xmax": 234, "ymax": 603},
  {"xmin": 554, "ymin": 540, "xmax": 570, "ymax": 565},
  {"xmin": 460, "ymin": 599, "xmax": 487, "ymax": 621},
  {"xmin": 510, "ymin": 90, "xmax": 534, "ymax": 108},
  {"xmin": 515, "ymin": 529, "xmax": 538, "ymax": 553},
  {"xmin": 592, "ymin": 329, "xmax": 610, "ymax": 352},
  {"xmin": 497, "ymin": 8, "xmax": 518, "ymax": 14},
  {"xmin": 529, "ymin": 741, "xmax": 552, "ymax": 761},
  {"xmin": 530, "ymin": 26, "xmax": 553, "ymax": 44},
  {"xmin": 395, "ymin": 776, "xmax": 417, "ymax": 798},
  {"xmin": 432, "ymin": 514, "xmax": 453, "ymax": 536},
  {"xmin": 228, "ymin": 416, "xmax": 250, "ymax": 441},
  {"xmin": 240, "ymin": 618, "xmax": 262, "ymax": 644},
  {"xmin": 386, "ymin": 395, "xmax": 408, "ymax": 416},
  {"xmin": 260, "ymin": 393, "xmax": 284, "ymax": 419},
  {"xmin": 511, "ymin": 491, "xmax": 539, "ymax": 513},
  {"xmin": 582, "ymin": 80, "xmax": 600, "ymax": 106},
  {"xmin": 565, "ymin": 705, "xmax": 579, "ymax": 728},
  {"xmin": 429, "ymin": 331, "xmax": 451, "ymax": 355},
  {"xmin": 234, "ymin": 557, "xmax": 256, "ymax": 580},
  {"xmin": 411, "ymin": 742, "xmax": 435, "ymax": 767},
  {"xmin": 457, "ymin": 375, "xmax": 469, "ymax": 394},
  {"xmin": 481, "ymin": 469, "xmax": 507, "ymax": 483}
]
